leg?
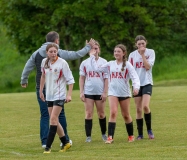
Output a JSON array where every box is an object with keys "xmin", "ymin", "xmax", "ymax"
[
  {"xmin": 58, "ymin": 108, "xmax": 69, "ymax": 142},
  {"xmin": 105, "ymin": 96, "xmax": 118, "ymax": 144},
  {"xmin": 36, "ymin": 89, "xmax": 49, "ymax": 146},
  {"xmin": 95, "ymin": 100, "xmax": 107, "ymax": 141},
  {"xmin": 119, "ymin": 98, "xmax": 134, "ymax": 142},
  {"xmin": 142, "ymin": 94, "xmax": 154, "ymax": 139},
  {"xmin": 84, "ymin": 98, "xmax": 94, "ymax": 142},
  {"xmin": 134, "ymin": 97, "xmax": 144, "ymax": 139}
]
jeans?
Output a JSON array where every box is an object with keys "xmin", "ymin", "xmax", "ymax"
[{"xmin": 36, "ymin": 89, "xmax": 69, "ymax": 145}]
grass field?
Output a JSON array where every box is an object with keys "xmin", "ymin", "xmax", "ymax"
[{"xmin": 0, "ymin": 86, "xmax": 187, "ymax": 160}]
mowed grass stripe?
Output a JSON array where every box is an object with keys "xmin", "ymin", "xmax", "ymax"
[{"xmin": 0, "ymin": 86, "xmax": 187, "ymax": 160}]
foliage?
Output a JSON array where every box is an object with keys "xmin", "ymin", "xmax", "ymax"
[
  {"xmin": 0, "ymin": 87, "xmax": 187, "ymax": 159},
  {"xmin": 0, "ymin": 0, "xmax": 187, "ymax": 62}
]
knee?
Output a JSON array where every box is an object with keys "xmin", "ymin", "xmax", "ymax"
[
  {"xmin": 110, "ymin": 111, "xmax": 117, "ymax": 119},
  {"xmin": 50, "ymin": 116, "xmax": 58, "ymax": 125},
  {"xmin": 98, "ymin": 111, "xmax": 105, "ymax": 119},
  {"xmin": 86, "ymin": 112, "xmax": 92, "ymax": 119},
  {"xmin": 136, "ymin": 107, "xmax": 142, "ymax": 114},
  {"xmin": 143, "ymin": 105, "xmax": 150, "ymax": 113}
]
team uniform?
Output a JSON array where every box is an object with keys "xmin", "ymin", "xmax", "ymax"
[
  {"xmin": 90, "ymin": 55, "xmax": 140, "ymax": 97},
  {"xmin": 90, "ymin": 55, "xmax": 140, "ymax": 143},
  {"xmin": 41, "ymin": 57, "xmax": 75, "ymax": 102},
  {"xmin": 79, "ymin": 56, "xmax": 108, "ymax": 142},
  {"xmin": 128, "ymin": 48, "xmax": 155, "ymax": 139}
]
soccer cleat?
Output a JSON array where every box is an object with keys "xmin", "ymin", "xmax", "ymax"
[
  {"xmin": 128, "ymin": 136, "xmax": 135, "ymax": 142},
  {"xmin": 105, "ymin": 136, "xmax": 113, "ymax": 144},
  {"xmin": 59, "ymin": 143, "xmax": 71, "ymax": 152},
  {"xmin": 60, "ymin": 139, "xmax": 72, "ymax": 147},
  {"xmin": 148, "ymin": 130, "xmax": 154, "ymax": 139},
  {"xmin": 136, "ymin": 135, "xmax": 143, "ymax": 140},
  {"xmin": 85, "ymin": 136, "xmax": 92, "ymax": 142},
  {"xmin": 43, "ymin": 148, "xmax": 51, "ymax": 154},
  {"xmin": 102, "ymin": 134, "xmax": 107, "ymax": 141}
]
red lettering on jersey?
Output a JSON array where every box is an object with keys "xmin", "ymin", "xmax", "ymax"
[
  {"xmin": 111, "ymin": 72, "xmax": 117, "ymax": 78},
  {"xmin": 88, "ymin": 71, "xmax": 94, "ymax": 77},
  {"xmin": 124, "ymin": 69, "xmax": 128, "ymax": 79},
  {"xmin": 95, "ymin": 72, "xmax": 100, "ymax": 77},
  {"xmin": 118, "ymin": 72, "xmax": 123, "ymax": 78},
  {"xmin": 136, "ymin": 62, "xmax": 145, "ymax": 68}
]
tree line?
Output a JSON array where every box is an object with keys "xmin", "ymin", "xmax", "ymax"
[{"xmin": 0, "ymin": 0, "xmax": 187, "ymax": 66}]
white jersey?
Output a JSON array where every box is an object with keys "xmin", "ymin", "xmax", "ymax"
[
  {"xmin": 79, "ymin": 57, "xmax": 108, "ymax": 95},
  {"xmin": 90, "ymin": 55, "xmax": 140, "ymax": 97},
  {"xmin": 41, "ymin": 57, "xmax": 75, "ymax": 101},
  {"xmin": 128, "ymin": 48, "xmax": 155, "ymax": 86}
]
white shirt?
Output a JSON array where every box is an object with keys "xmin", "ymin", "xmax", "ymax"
[
  {"xmin": 128, "ymin": 48, "xmax": 155, "ymax": 86},
  {"xmin": 41, "ymin": 57, "xmax": 75, "ymax": 101},
  {"xmin": 90, "ymin": 55, "xmax": 140, "ymax": 97},
  {"xmin": 79, "ymin": 57, "xmax": 108, "ymax": 95}
]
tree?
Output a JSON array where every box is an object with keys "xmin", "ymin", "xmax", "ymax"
[{"xmin": 0, "ymin": 0, "xmax": 187, "ymax": 63}]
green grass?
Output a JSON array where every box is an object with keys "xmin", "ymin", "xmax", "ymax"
[{"xmin": 0, "ymin": 87, "xmax": 187, "ymax": 160}]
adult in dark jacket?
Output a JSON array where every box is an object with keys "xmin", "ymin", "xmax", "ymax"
[{"xmin": 20, "ymin": 31, "xmax": 95, "ymax": 148}]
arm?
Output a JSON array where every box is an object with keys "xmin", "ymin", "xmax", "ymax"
[
  {"xmin": 39, "ymin": 72, "xmax": 45, "ymax": 102},
  {"xmin": 21, "ymin": 51, "xmax": 37, "ymax": 87},
  {"xmin": 100, "ymin": 78, "xmax": 108, "ymax": 102},
  {"xmin": 127, "ymin": 62, "xmax": 140, "ymax": 96},
  {"xmin": 79, "ymin": 76, "xmax": 86, "ymax": 102},
  {"xmin": 66, "ymin": 84, "xmax": 74, "ymax": 103},
  {"xmin": 58, "ymin": 39, "xmax": 95, "ymax": 60}
]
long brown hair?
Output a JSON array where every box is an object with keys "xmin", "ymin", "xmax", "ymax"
[
  {"xmin": 114, "ymin": 44, "xmax": 127, "ymax": 71},
  {"xmin": 44, "ymin": 43, "xmax": 58, "ymax": 69}
]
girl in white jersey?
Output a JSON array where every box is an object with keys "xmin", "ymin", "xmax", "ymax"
[
  {"xmin": 40, "ymin": 43, "xmax": 75, "ymax": 153},
  {"xmin": 90, "ymin": 44, "xmax": 140, "ymax": 143},
  {"xmin": 79, "ymin": 41, "xmax": 108, "ymax": 142},
  {"xmin": 128, "ymin": 35, "xmax": 155, "ymax": 140}
]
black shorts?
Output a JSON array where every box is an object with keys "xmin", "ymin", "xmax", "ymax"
[
  {"xmin": 118, "ymin": 97, "xmax": 130, "ymax": 101},
  {"xmin": 133, "ymin": 84, "xmax": 152, "ymax": 97},
  {"xmin": 47, "ymin": 100, "xmax": 65, "ymax": 108},
  {"xmin": 84, "ymin": 94, "xmax": 102, "ymax": 100}
]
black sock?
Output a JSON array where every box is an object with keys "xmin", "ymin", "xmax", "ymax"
[
  {"xmin": 59, "ymin": 136, "xmax": 67, "ymax": 146},
  {"xmin": 99, "ymin": 117, "xmax": 106, "ymax": 135},
  {"xmin": 125, "ymin": 122, "xmax": 133, "ymax": 136},
  {"xmin": 46, "ymin": 125, "xmax": 57, "ymax": 149},
  {"xmin": 136, "ymin": 118, "xmax": 143, "ymax": 136},
  {"xmin": 144, "ymin": 112, "xmax": 152, "ymax": 131},
  {"xmin": 108, "ymin": 122, "xmax": 116, "ymax": 138},
  {"xmin": 85, "ymin": 119, "xmax": 92, "ymax": 137}
]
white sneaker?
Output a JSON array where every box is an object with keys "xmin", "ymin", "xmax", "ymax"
[
  {"xmin": 42, "ymin": 145, "xmax": 46, "ymax": 148},
  {"xmin": 60, "ymin": 139, "xmax": 72, "ymax": 147},
  {"xmin": 85, "ymin": 137, "xmax": 91, "ymax": 142}
]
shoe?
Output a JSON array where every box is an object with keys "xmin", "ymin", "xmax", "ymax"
[
  {"xmin": 42, "ymin": 145, "xmax": 46, "ymax": 148},
  {"xmin": 60, "ymin": 139, "xmax": 72, "ymax": 147},
  {"xmin": 105, "ymin": 136, "xmax": 113, "ymax": 144},
  {"xmin": 59, "ymin": 143, "xmax": 71, "ymax": 152},
  {"xmin": 102, "ymin": 134, "xmax": 107, "ymax": 141},
  {"xmin": 128, "ymin": 136, "xmax": 135, "ymax": 142},
  {"xmin": 85, "ymin": 136, "xmax": 91, "ymax": 142},
  {"xmin": 43, "ymin": 148, "xmax": 51, "ymax": 154},
  {"xmin": 148, "ymin": 130, "xmax": 154, "ymax": 139},
  {"xmin": 136, "ymin": 135, "xmax": 143, "ymax": 140}
]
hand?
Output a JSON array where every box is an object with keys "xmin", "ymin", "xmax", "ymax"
[
  {"xmin": 133, "ymin": 89, "xmax": 139, "ymax": 96},
  {"xmin": 40, "ymin": 92, "xmax": 45, "ymax": 102},
  {"xmin": 86, "ymin": 38, "xmax": 95, "ymax": 49},
  {"xmin": 65, "ymin": 95, "xmax": 72, "ymax": 103},
  {"xmin": 21, "ymin": 84, "xmax": 27, "ymax": 88},
  {"xmin": 100, "ymin": 92, "xmax": 107, "ymax": 102},
  {"xmin": 139, "ymin": 46, "xmax": 146, "ymax": 55},
  {"xmin": 80, "ymin": 93, "xmax": 85, "ymax": 102}
]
